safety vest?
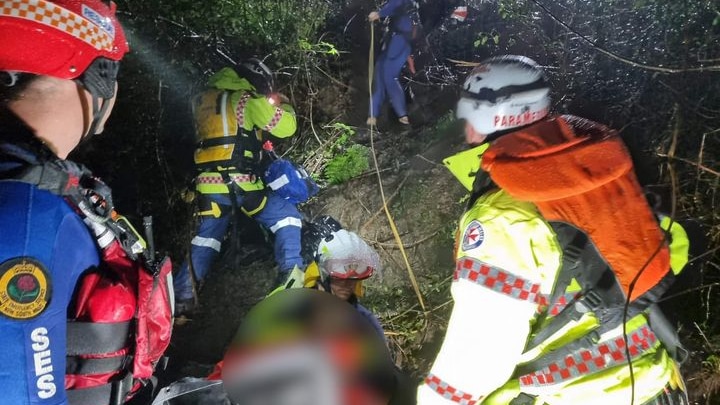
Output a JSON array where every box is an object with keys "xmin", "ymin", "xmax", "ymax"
[
  {"xmin": 0, "ymin": 150, "xmax": 173, "ymax": 405},
  {"xmin": 192, "ymin": 67, "xmax": 297, "ymax": 197},
  {"xmin": 193, "ymin": 89, "xmax": 262, "ymax": 171}
]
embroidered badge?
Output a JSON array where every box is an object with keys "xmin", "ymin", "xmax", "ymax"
[
  {"xmin": 0, "ymin": 258, "xmax": 52, "ymax": 319},
  {"xmin": 461, "ymin": 220, "xmax": 485, "ymax": 251}
]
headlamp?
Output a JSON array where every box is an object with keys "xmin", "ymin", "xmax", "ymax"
[{"xmin": 267, "ymin": 93, "xmax": 280, "ymax": 106}]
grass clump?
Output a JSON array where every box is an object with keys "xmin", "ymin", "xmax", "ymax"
[{"xmin": 323, "ymin": 144, "xmax": 370, "ymax": 184}]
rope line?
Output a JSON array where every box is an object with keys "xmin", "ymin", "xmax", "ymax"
[{"xmin": 368, "ymin": 22, "xmax": 426, "ymax": 312}]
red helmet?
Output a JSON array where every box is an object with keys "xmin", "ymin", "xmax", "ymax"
[{"xmin": 0, "ymin": 0, "xmax": 128, "ymax": 79}]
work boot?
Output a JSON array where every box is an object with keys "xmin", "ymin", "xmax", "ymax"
[
  {"xmin": 366, "ymin": 117, "xmax": 377, "ymax": 126},
  {"xmin": 398, "ymin": 116, "xmax": 410, "ymax": 125}
]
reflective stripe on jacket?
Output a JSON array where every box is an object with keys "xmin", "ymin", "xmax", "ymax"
[
  {"xmin": 417, "ymin": 189, "xmax": 682, "ymax": 405},
  {"xmin": 193, "ymin": 67, "xmax": 297, "ymax": 194},
  {"xmin": 194, "ymin": 171, "xmax": 265, "ymax": 195}
]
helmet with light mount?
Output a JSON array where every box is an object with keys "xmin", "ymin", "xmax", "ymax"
[{"xmin": 235, "ymin": 57, "xmax": 275, "ymax": 96}]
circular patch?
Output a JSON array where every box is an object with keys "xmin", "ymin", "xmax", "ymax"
[
  {"xmin": 0, "ymin": 258, "xmax": 52, "ymax": 319},
  {"xmin": 461, "ymin": 220, "xmax": 485, "ymax": 252}
]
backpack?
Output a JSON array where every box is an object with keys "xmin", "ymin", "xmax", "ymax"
[
  {"xmin": 407, "ymin": 0, "xmax": 423, "ymax": 41},
  {"xmin": 389, "ymin": 0, "xmax": 425, "ymax": 76},
  {"xmin": 261, "ymin": 142, "xmax": 319, "ymax": 205},
  {"xmin": 264, "ymin": 158, "xmax": 319, "ymax": 205}
]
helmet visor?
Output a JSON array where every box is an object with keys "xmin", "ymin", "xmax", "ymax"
[{"xmin": 325, "ymin": 260, "xmax": 374, "ymax": 280}]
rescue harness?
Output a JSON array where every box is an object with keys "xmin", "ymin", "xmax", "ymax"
[
  {"xmin": 512, "ymin": 221, "xmax": 686, "ymax": 389},
  {"xmin": 193, "ymin": 88, "xmax": 263, "ymax": 174}
]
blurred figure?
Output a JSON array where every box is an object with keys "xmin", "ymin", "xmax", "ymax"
[{"xmin": 152, "ymin": 289, "xmax": 396, "ymax": 405}]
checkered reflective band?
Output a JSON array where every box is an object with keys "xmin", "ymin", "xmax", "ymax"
[
  {"xmin": 197, "ymin": 174, "xmax": 254, "ymax": 184},
  {"xmin": 263, "ymin": 106, "xmax": 284, "ymax": 131},
  {"xmin": 424, "ymin": 374, "xmax": 483, "ymax": 405},
  {"xmin": 0, "ymin": 0, "xmax": 114, "ymax": 51},
  {"xmin": 519, "ymin": 325, "xmax": 659, "ymax": 387},
  {"xmin": 235, "ymin": 93, "xmax": 251, "ymax": 126},
  {"xmin": 454, "ymin": 257, "xmax": 545, "ymax": 303},
  {"xmin": 537, "ymin": 291, "xmax": 581, "ymax": 316}
]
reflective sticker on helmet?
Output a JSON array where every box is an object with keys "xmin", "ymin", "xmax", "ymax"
[
  {"xmin": 82, "ymin": 4, "xmax": 115, "ymax": 38},
  {"xmin": 461, "ymin": 220, "xmax": 485, "ymax": 251},
  {"xmin": 494, "ymin": 106, "xmax": 549, "ymax": 129},
  {"xmin": 0, "ymin": 0, "xmax": 114, "ymax": 51},
  {"xmin": 0, "ymin": 257, "xmax": 52, "ymax": 319}
]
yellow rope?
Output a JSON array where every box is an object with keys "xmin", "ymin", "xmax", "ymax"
[{"xmin": 368, "ymin": 23, "xmax": 426, "ymax": 312}]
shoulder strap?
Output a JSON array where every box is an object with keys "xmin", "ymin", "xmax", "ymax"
[
  {"xmin": 0, "ymin": 155, "xmax": 149, "ymax": 264},
  {"xmin": 517, "ymin": 221, "xmax": 680, "ymax": 376}
]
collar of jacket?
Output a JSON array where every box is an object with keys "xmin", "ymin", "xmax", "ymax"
[
  {"xmin": 443, "ymin": 142, "xmax": 490, "ymax": 192},
  {"xmin": 208, "ymin": 67, "xmax": 256, "ymax": 92}
]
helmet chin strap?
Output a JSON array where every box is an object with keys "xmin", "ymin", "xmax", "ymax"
[
  {"xmin": 82, "ymin": 91, "xmax": 112, "ymax": 141},
  {"xmin": 75, "ymin": 57, "xmax": 119, "ymax": 143}
]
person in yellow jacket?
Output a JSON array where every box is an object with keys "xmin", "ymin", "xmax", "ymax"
[
  {"xmin": 174, "ymin": 58, "xmax": 304, "ymax": 314},
  {"xmin": 417, "ymin": 55, "xmax": 690, "ymax": 405}
]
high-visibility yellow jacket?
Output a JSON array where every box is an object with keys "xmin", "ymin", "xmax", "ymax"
[
  {"xmin": 419, "ymin": 116, "xmax": 687, "ymax": 405},
  {"xmin": 192, "ymin": 67, "xmax": 297, "ymax": 195}
]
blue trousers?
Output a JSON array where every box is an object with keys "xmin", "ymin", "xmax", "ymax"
[
  {"xmin": 174, "ymin": 191, "xmax": 303, "ymax": 301},
  {"xmin": 370, "ymin": 33, "xmax": 411, "ymax": 120}
]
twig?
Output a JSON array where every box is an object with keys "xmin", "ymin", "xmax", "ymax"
[
  {"xmin": 385, "ymin": 303, "xmax": 420, "ymax": 323},
  {"xmin": 356, "ymin": 195, "xmax": 373, "ymax": 216},
  {"xmin": 369, "ymin": 229, "xmax": 441, "ymax": 250},
  {"xmin": 656, "ymin": 154, "xmax": 720, "ymax": 177},
  {"xmin": 359, "ymin": 174, "xmax": 410, "ymax": 232},
  {"xmin": 694, "ymin": 322, "xmax": 717, "ymax": 352},
  {"xmin": 315, "ymin": 65, "xmax": 353, "ymax": 90},
  {"xmin": 659, "ymin": 282, "xmax": 720, "ymax": 302},
  {"xmin": 414, "ymin": 153, "xmax": 444, "ymax": 167},
  {"xmin": 527, "ymin": 0, "xmax": 720, "ymax": 74},
  {"xmin": 668, "ymin": 105, "xmax": 680, "ymax": 219}
]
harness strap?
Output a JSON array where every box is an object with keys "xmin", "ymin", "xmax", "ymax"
[
  {"xmin": 5, "ymin": 164, "xmax": 75, "ymax": 195},
  {"xmin": 518, "ymin": 324, "xmax": 658, "ymax": 388},
  {"xmin": 196, "ymin": 136, "xmax": 237, "ymax": 149},
  {"xmin": 523, "ymin": 222, "xmax": 627, "ymax": 352},
  {"xmin": 66, "ymin": 321, "xmax": 132, "ymax": 356},
  {"xmin": 66, "ymin": 355, "xmax": 129, "ymax": 375},
  {"xmin": 66, "ymin": 371, "xmax": 134, "ymax": 405},
  {"xmin": 514, "ymin": 221, "xmax": 685, "ymax": 388}
]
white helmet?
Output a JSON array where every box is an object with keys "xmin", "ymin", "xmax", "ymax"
[
  {"xmin": 317, "ymin": 230, "xmax": 380, "ymax": 280},
  {"xmin": 456, "ymin": 55, "xmax": 550, "ymax": 137}
]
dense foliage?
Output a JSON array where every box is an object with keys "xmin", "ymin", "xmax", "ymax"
[{"xmin": 71, "ymin": 0, "xmax": 720, "ymax": 402}]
